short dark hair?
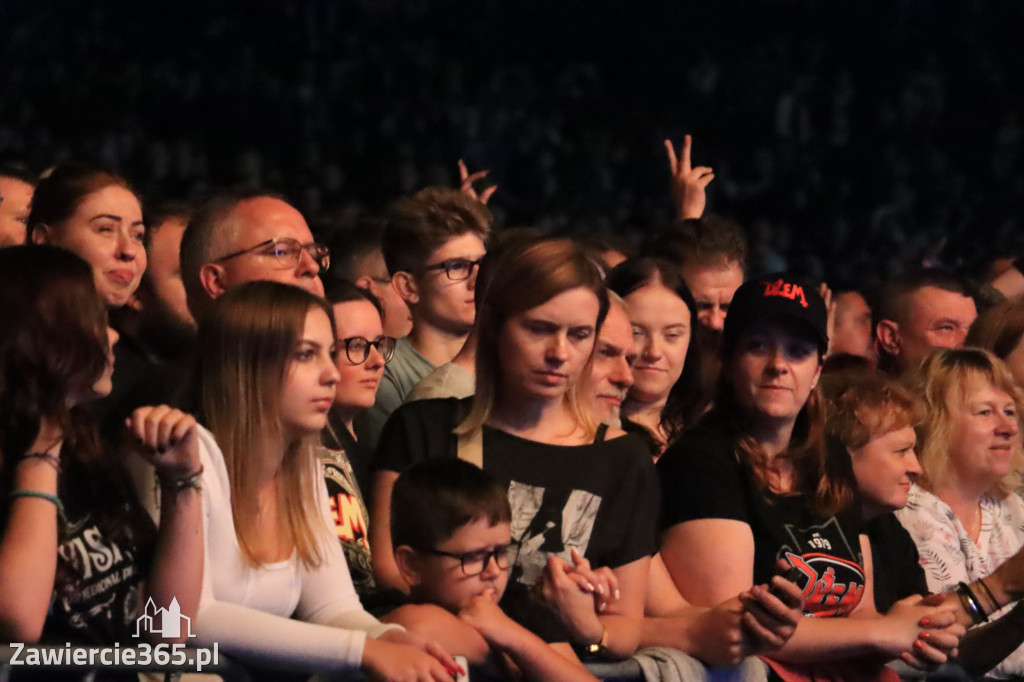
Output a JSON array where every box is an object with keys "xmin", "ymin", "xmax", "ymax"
[
  {"xmin": 644, "ymin": 214, "xmax": 748, "ymax": 273},
  {"xmin": 144, "ymin": 199, "xmax": 193, "ymax": 235},
  {"xmin": 382, "ymin": 187, "xmax": 492, "ymax": 275},
  {"xmin": 325, "ymin": 217, "xmax": 388, "ymax": 282},
  {"xmin": 874, "ymin": 269, "xmax": 976, "ymax": 328},
  {"xmin": 322, "ymin": 277, "xmax": 383, "ymax": 317},
  {"xmin": 180, "ymin": 189, "xmax": 286, "ymax": 316},
  {"xmin": 391, "ymin": 459, "xmax": 511, "ymax": 551}
]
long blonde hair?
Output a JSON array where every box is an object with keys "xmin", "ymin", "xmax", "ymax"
[
  {"xmin": 456, "ymin": 238, "xmax": 609, "ymax": 437},
  {"xmin": 190, "ymin": 281, "xmax": 334, "ymax": 567},
  {"xmin": 902, "ymin": 348, "xmax": 1024, "ymax": 497}
]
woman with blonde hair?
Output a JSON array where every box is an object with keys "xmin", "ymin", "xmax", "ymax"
[
  {"xmin": 896, "ymin": 348, "xmax": 1024, "ymax": 679},
  {"xmin": 179, "ymin": 280, "xmax": 457, "ymax": 680},
  {"xmin": 371, "ymin": 237, "xmax": 658, "ymax": 661}
]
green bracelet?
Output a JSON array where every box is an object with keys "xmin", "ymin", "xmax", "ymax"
[{"xmin": 10, "ymin": 489, "xmax": 64, "ymax": 512}]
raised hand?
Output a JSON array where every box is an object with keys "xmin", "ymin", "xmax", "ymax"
[
  {"xmin": 665, "ymin": 134, "xmax": 714, "ymax": 220},
  {"xmin": 458, "ymin": 160, "xmax": 497, "ymax": 205},
  {"xmin": 126, "ymin": 405, "xmax": 201, "ymax": 481}
]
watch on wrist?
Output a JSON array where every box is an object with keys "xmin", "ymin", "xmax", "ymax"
[{"xmin": 585, "ymin": 627, "xmax": 609, "ymax": 655}]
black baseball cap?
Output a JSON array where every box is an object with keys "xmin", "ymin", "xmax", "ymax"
[{"xmin": 723, "ymin": 274, "xmax": 828, "ymax": 353}]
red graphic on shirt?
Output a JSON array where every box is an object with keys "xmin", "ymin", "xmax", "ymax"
[
  {"xmin": 330, "ymin": 492, "xmax": 370, "ymax": 551},
  {"xmin": 785, "ymin": 551, "xmax": 865, "ymax": 617},
  {"xmin": 762, "ymin": 279, "xmax": 808, "ymax": 308}
]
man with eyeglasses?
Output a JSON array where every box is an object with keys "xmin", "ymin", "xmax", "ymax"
[
  {"xmin": 359, "ymin": 187, "xmax": 491, "ymax": 447},
  {"xmin": 180, "ymin": 190, "xmax": 330, "ymax": 320}
]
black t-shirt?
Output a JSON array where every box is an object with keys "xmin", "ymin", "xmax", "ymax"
[
  {"xmin": 375, "ymin": 397, "xmax": 660, "ymax": 640},
  {"xmin": 866, "ymin": 513, "xmax": 929, "ymax": 614},
  {"xmin": 658, "ymin": 411, "xmax": 867, "ymax": 617},
  {"xmin": 41, "ymin": 471, "xmax": 156, "ymax": 647}
]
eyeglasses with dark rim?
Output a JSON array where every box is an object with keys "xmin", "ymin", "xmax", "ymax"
[
  {"xmin": 214, "ymin": 237, "xmax": 331, "ymax": 272},
  {"xmin": 421, "ymin": 257, "xmax": 485, "ymax": 282},
  {"xmin": 339, "ymin": 336, "xmax": 396, "ymax": 365},
  {"xmin": 423, "ymin": 544, "xmax": 512, "ymax": 576}
]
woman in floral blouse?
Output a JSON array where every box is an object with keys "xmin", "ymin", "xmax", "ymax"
[{"xmin": 897, "ymin": 348, "xmax": 1024, "ymax": 678}]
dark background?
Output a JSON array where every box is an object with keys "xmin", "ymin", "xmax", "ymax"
[{"xmin": 2, "ymin": 0, "xmax": 1022, "ymax": 286}]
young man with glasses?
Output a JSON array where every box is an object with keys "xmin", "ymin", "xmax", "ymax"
[
  {"xmin": 361, "ymin": 187, "xmax": 491, "ymax": 446},
  {"xmin": 180, "ymin": 191, "xmax": 330, "ymax": 320}
]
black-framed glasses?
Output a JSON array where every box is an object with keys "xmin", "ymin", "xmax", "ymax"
[
  {"xmin": 423, "ymin": 544, "xmax": 512, "ymax": 576},
  {"xmin": 421, "ymin": 257, "xmax": 484, "ymax": 282},
  {"xmin": 214, "ymin": 237, "xmax": 331, "ymax": 272},
  {"xmin": 340, "ymin": 336, "xmax": 396, "ymax": 365}
]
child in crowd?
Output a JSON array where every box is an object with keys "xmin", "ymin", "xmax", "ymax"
[{"xmin": 391, "ymin": 459, "xmax": 598, "ymax": 681}]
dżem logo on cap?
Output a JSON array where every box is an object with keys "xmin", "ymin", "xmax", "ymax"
[{"xmin": 761, "ymin": 278, "xmax": 808, "ymax": 308}]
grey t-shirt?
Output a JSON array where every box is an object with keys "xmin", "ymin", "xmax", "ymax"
[
  {"xmin": 407, "ymin": 362, "xmax": 475, "ymax": 402},
  {"xmin": 360, "ymin": 337, "xmax": 436, "ymax": 448}
]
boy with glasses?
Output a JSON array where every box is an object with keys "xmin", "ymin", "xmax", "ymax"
[
  {"xmin": 390, "ymin": 459, "xmax": 598, "ymax": 681},
  {"xmin": 362, "ymin": 187, "xmax": 491, "ymax": 446}
]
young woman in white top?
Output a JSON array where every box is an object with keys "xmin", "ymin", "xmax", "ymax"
[{"xmin": 186, "ymin": 280, "xmax": 458, "ymax": 680}]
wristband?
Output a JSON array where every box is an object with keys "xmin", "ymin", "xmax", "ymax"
[
  {"xmin": 976, "ymin": 577, "xmax": 999, "ymax": 612},
  {"xmin": 956, "ymin": 581, "xmax": 988, "ymax": 625},
  {"xmin": 20, "ymin": 452, "xmax": 61, "ymax": 472},
  {"xmin": 10, "ymin": 489, "xmax": 67, "ymax": 528},
  {"xmin": 158, "ymin": 464, "xmax": 204, "ymax": 494}
]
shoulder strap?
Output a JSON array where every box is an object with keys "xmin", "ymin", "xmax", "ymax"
[{"xmin": 593, "ymin": 423, "xmax": 609, "ymax": 443}]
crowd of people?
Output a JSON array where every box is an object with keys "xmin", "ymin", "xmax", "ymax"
[
  {"xmin": 3, "ymin": 143, "xmax": 1024, "ymax": 682},
  {"xmin": 4, "ymin": 3, "xmax": 1024, "ymax": 682}
]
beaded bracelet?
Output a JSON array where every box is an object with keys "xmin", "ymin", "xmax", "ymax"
[
  {"xmin": 20, "ymin": 452, "xmax": 61, "ymax": 472},
  {"xmin": 158, "ymin": 465, "xmax": 204, "ymax": 495},
  {"xmin": 956, "ymin": 581, "xmax": 989, "ymax": 625}
]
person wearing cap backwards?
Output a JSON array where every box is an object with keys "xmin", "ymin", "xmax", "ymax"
[{"xmin": 655, "ymin": 274, "xmax": 965, "ymax": 680}]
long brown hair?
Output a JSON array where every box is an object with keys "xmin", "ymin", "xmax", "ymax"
[
  {"xmin": 457, "ymin": 238, "xmax": 609, "ymax": 437},
  {"xmin": 716, "ymin": 325, "xmax": 853, "ymax": 518},
  {"xmin": 0, "ymin": 245, "xmax": 151, "ymax": 576},
  {"xmin": 188, "ymin": 281, "xmax": 335, "ymax": 568}
]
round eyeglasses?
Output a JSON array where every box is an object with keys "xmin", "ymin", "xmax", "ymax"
[
  {"xmin": 214, "ymin": 237, "xmax": 331, "ymax": 272},
  {"xmin": 339, "ymin": 336, "xmax": 396, "ymax": 365},
  {"xmin": 421, "ymin": 257, "xmax": 484, "ymax": 282},
  {"xmin": 423, "ymin": 544, "xmax": 512, "ymax": 576}
]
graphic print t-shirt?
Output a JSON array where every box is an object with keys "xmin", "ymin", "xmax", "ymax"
[
  {"xmin": 375, "ymin": 397, "xmax": 660, "ymax": 640},
  {"xmin": 42, "ymin": 475, "xmax": 156, "ymax": 646},
  {"xmin": 319, "ymin": 445, "xmax": 375, "ymax": 596},
  {"xmin": 658, "ymin": 412, "xmax": 866, "ymax": 617}
]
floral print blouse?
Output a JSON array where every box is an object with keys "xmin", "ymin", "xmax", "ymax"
[{"xmin": 896, "ymin": 484, "xmax": 1024, "ymax": 679}]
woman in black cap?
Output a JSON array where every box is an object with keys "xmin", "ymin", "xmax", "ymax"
[{"xmin": 656, "ymin": 275, "xmax": 963, "ymax": 678}]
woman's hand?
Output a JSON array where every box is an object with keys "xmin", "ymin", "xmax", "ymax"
[
  {"xmin": 126, "ymin": 405, "xmax": 201, "ymax": 480},
  {"xmin": 363, "ymin": 634, "xmax": 458, "ymax": 682},
  {"xmin": 540, "ymin": 555, "xmax": 604, "ymax": 645},
  {"xmin": 377, "ymin": 628, "xmax": 464, "ymax": 679},
  {"xmin": 738, "ymin": 576, "xmax": 804, "ymax": 654},
  {"xmin": 879, "ymin": 594, "xmax": 964, "ymax": 669}
]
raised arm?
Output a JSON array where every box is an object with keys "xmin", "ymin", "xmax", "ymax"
[
  {"xmin": 127, "ymin": 405, "xmax": 205, "ymax": 645},
  {"xmin": 665, "ymin": 134, "xmax": 714, "ymax": 220}
]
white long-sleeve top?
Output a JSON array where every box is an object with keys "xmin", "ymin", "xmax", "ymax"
[{"xmin": 188, "ymin": 425, "xmax": 401, "ymax": 673}]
